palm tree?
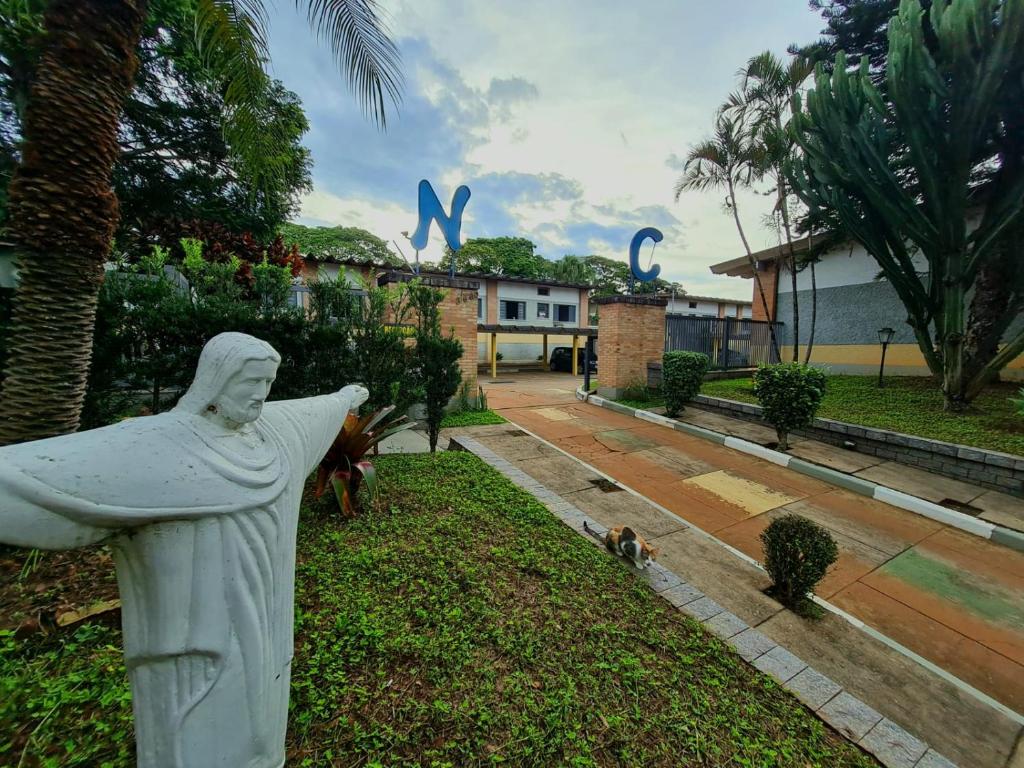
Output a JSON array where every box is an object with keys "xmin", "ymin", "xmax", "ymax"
[
  {"xmin": 674, "ymin": 112, "xmax": 780, "ymax": 360},
  {"xmin": 0, "ymin": 0, "xmax": 403, "ymax": 445},
  {"xmin": 733, "ymin": 51, "xmax": 813, "ymax": 363},
  {"xmin": 550, "ymin": 255, "xmax": 596, "ymax": 285}
]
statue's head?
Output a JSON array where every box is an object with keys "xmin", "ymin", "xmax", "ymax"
[{"xmin": 175, "ymin": 333, "xmax": 281, "ymax": 426}]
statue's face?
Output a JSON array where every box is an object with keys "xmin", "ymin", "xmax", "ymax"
[{"xmin": 215, "ymin": 358, "xmax": 278, "ymax": 425}]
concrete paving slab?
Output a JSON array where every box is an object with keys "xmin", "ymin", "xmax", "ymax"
[
  {"xmin": 727, "ymin": 628, "xmax": 777, "ymax": 661},
  {"xmin": 859, "ymin": 718, "xmax": 927, "ymax": 768},
  {"xmin": 681, "ymin": 596, "xmax": 724, "ymax": 621},
  {"xmin": 818, "ymin": 692, "xmax": 883, "ymax": 741},
  {"xmin": 513, "ymin": 453, "xmax": 605, "ymax": 496},
  {"xmin": 642, "ymin": 563, "xmax": 683, "ymax": 593},
  {"xmin": 915, "ymin": 749, "xmax": 958, "ymax": 768},
  {"xmin": 681, "ymin": 470, "xmax": 802, "ymax": 516},
  {"xmin": 650, "ymin": 528, "xmax": 783, "ymax": 626},
  {"xmin": 703, "ymin": 611, "xmax": 749, "ymax": 639},
  {"xmin": 756, "ymin": 608, "xmax": 1019, "ymax": 768},
  {"xmin": 562, "ymin": 486, "xmax": 686, "ymax": 539},
  {"xmin": 659, "ymin": 582, "xmax": 703, "ymax": 609},
  {"xmin": 784, "ymin": 667, "xmax": 842, "ymax": 710},
  {"xmin": 377, "ymin": 429, "xmax": 431, "ymax": 454},
  {"xmin": 751, "ymin": 645, "xmax": 807, "ymax": 684},
  {"xmin": 788, "ymin": 439, "xmax": 887, "ymax": 474},
  {"xmin": 972, "ymin": 489, "xmax": 1024, "ymax": 534},
  {"xmin": 855, "ymin": 462, "xmax": 986, "ymax": 505}
]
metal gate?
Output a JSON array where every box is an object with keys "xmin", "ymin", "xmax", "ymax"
[{"xmin": 664, "ymin": 314, "xmax": 782, "ymax": 369}]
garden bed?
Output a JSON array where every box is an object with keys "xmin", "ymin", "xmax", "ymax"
[
  {"xmin": 439, "ymin": 409, "xmax": 507, "ymax": 428},
  {"xmin": 701, "ymin": 375, "xmax": 1024, "ymax": 457},
  {"xmin": 1, "ymin": 453, "xmax": 874, "ymax": 767}
]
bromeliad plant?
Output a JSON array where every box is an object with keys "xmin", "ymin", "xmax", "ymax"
[{"xmin": 315, "ymin": 406, "xmax": 416, "ymax": 516}]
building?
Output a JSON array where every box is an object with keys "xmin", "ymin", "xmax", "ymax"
[
  {"xmin": 662, "ymin": 292, "xmax": 752, "ymax": 319},
  {"xmin": 295, "ymin": 257, "xmax": 592, "ymax": 365},
  {"xmin": 710, "ymin": 237, "xmax": 1024, "ymax": 380}
]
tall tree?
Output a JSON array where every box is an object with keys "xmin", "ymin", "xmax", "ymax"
[
  {"xmin": 279, "ymin": 222, "xmax": 399, "ymax": 265},
  {"xmin": 674, "ymin": 113, "xmax": 781, "ymax": 359},
  {"xmin": 788, "ymin": 0, "xmax": 1024, "ymax": 410},
  {"xmin": 0, "ymin": 0, "xmax": 402, "ymax": 444},
  {"xmin": 549, "ymin": 254, "xmax": 596, "ymax": 285},
  {"xmin": 449, "ymin": 236, "xmax": 552, "ymax": 279},
  {"xmin": 1, "ymin": 0, "xmax": 313, "ymax": 247},
  {"xmin": 731, "ymin": 51, "xmax": 814, "ymax": 362}
]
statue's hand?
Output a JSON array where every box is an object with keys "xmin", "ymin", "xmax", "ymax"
[{"xmin": 339, "ymin": 384, "xmax": 370, "ymax": 410}]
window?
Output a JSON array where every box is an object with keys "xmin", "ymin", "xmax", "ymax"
[
  {"xmin": 554, "ymin": 304, "xmax": 576, "ymax": 323},
  {"xmin": 536, "ymin": 302, "xmax": 550, "ymax": 319},
  {"xmin": 688, "ymin": 301, "xmax": 698, "ymax": 309},
  {"xmin": 477, "ymin": 297, "xmax": 483, "ymax": 319},
  {"xmin": 500, "ymin": 300, "xmax": 526, "ymax": 320},
  {"xmin": 537, "ymin": 287, "xmax": 550, "ymax": 296}
]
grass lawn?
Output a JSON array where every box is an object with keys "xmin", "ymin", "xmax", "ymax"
[
  {"xmin": 701, "ymin": 375, "xmax": 1024, "ymax": 456},
  {"xmin": 440, "ymin": 409, "xmax": 507, "ymax": 428},
  {"xmin": 1, "ymin": 453, "xmax": 874, "ymax": 768}
]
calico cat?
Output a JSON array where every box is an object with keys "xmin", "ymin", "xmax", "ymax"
[{"xmin": 584, "ymin": 521, "xmax": 659, "ymax": 570}]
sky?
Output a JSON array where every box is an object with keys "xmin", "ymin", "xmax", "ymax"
[{"xmin": 265, "ymin": 1, "xmax": 826, "ymax": 301}]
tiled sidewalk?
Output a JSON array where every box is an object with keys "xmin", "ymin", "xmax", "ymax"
[
  {"xmin": 454, "ymin": 434, "xmax": 955, "ymax": 768},
  {"xmin": 460, "ymin": 375, "xmax": 1024, "ymax": 768}
]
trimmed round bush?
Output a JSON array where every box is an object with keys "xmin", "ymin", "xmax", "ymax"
[
  {"xmin": 760, "ymin": 514, "xmax": 838, "ymax": 611},
  {"xmin": 752, "ymin": 362, "xmax": 827, "ymax": 450},
  {"xmin": 662, "ymin": 351, "xmax": 710, "ymax": 417}
]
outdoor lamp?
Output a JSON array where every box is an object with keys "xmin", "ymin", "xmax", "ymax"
[{"xmin": 877, "ymin": 327, "xmax": 895, "ymax": 387}]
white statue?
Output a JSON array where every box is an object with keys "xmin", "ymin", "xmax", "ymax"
[{"xmin": 0, "ymin": 332, "xmax": 368, "ymax": 768}]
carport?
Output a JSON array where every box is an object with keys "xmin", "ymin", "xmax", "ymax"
[{"xmin": 478, "ymin": 323, "xmax": 598, "ymax": 379}]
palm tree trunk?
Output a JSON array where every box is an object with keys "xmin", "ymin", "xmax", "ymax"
[
  {"xmin": 777, "ymin": 184, "xmax": 799, "ymax": 363},
  {"xmin": 804, "ymin": 258, "xmax": 817, "ymax": 364},
  {"xmin": 0, "ymin": 0, "xmax": 146, "ymax": 445},
  {"xmin": 726, "ymin": 178, "xmax": 781, "ymax": 361}
]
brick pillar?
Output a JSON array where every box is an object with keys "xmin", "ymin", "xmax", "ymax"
[
  {"xmin": 378, "ymin": 271, "xmax": 479, "ymax": 395},
  {"xmin": 486, "ymin": 279, "xmax": 498, "ymax": 324},
  {"xmin": 593, "ymin": 295, "xmax": 667, "ymax": 398},
  {"xmin": 751, "ymin": 261, "xmax": 779, "ymax": 322},
  {"xmin": 579, "ymin": 288, "xmax": 590, "ymax": 326}
]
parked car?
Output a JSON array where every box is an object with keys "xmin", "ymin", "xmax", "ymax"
[{"xmin": 549, "ymin": 346, "xmax": 597, "ymax": 373}]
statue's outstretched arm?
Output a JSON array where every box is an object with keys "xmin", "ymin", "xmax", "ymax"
[{"xmin": 0, "ymin": 496, "xmax": 112, "ymax": 550}]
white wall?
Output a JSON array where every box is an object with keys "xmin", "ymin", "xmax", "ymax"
[
  {"xmin": 496, "ymin": 281, "xmax": 579, "ymax": 326},
  {"xmin": 777, "ymin": 241, "xmax": 929, "ymax": 294}
]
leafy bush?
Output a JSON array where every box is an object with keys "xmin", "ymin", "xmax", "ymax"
[
  {"xmin": 752, "ymin": 363, "xmax": 827, "ymax": 450},
  {"xmin": 315, "ymin": 406, "xmax": 416, "ymax": 516},
  {"xmin": 1011, "ymin": 388, "xmax": 1024, "ymax": 416},
  {"xmin": 760, "ymin": 514, "xmax": 838, "ymax": 612},
  {"xmin": 662, "ymin": 351, "xmax": 710, "ymax": 417},
  {"xmin": 410, "ymin": 284, "xmax": 464, "ymax": 452}
]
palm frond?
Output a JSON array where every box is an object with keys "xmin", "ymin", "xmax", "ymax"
[{"xmin": 301, "ymin": 0, "xmax": 404, "ymax": 129}]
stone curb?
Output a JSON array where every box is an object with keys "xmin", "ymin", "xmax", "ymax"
[
  {"xmin": 578, "ymin": 388, "xmax": 1023, "ymax": 554},
  {"xmin": 451, "ymin": 434, "xmax": 958, "ymax": 768}
]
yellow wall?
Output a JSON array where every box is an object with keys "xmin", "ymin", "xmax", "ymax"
[{"xmin": 786, "ymin": 343, "xmax": 1024, "ymax": 380}]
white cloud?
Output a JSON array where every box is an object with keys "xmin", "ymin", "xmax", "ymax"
[{"xmin": 268, "ymin": 0, "xmax": 825, "ymax": 301}]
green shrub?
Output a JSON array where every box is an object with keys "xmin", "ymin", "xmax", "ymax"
[
  {"xmin": 753, "ymin": 363, "xmax": 827, "ymax": 450},
  {"xmin": 760, "ymin": 514, "xmax": 838, "ymax": 612},
  {"xmin": 410, "ymin": 284, "xmax": 464, "ymax": 452},
  {"xmin": 662, "ymin": 351, "xmax": 710, "ymax": 417},
  {"xmin": 1011, "ymin": 388, "xmax": 1024, "ymax": 416}
]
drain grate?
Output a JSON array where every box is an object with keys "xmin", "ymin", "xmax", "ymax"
[
  {"xmin": 938, "ymin": 498, "xmax": 984, "ymax": 517},
  {"xmin": 589, "ymin": 478, "xmax": 624, "ymax": 493}
]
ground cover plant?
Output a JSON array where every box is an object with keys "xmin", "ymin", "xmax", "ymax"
[
  {"xmin": 439, "ymin": 409, "xmax": 506, "ymax": 428},
  {"xmin": 702, "ymin": 375, "xmax": 1024, "ymax": 456},
  {"xmin": 0, "ymin": 453, "xmax": 876, "ymax": 767}
]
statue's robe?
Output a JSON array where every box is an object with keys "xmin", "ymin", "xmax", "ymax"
[{"xmin": 0, "ymin": 394, "xmax": 350, "ymax": 768}]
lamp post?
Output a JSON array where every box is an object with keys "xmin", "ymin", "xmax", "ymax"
[
  {"xmin": 877, "ymin": 327, "xmax": 895, "ymax": 387},
  {"xmin": 400, "ymin": 230, "xmax": 419, "ymax": 275}
]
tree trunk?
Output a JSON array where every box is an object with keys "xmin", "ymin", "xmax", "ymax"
[
  {"xmin": 0, "ymin": 0, "xmax": 146, "ymax": 445},
  {"xmin": 727, "ymin": 178, "xmax": 781, "ymax": 361},
  {"xmin": 777, "ymin": 188, "xmax": 799, "ymax": 363},
  {"xmin": 804, "ymin": 258, "xmax": 817, "ymax": 364}
]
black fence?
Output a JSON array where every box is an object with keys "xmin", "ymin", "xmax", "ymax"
[{"xmin": 664, "ymin": 314, "xmax": 782, "ymax": 369}]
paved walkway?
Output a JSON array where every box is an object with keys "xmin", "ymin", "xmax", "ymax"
[{"xmin": 460, "ymin": 373, "xmax": 1024, "ymax": 768}]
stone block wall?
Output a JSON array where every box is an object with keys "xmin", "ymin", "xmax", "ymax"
[
  {"xmin": 693, "ymin": 394, "xmax": 1024, "ymax": 497},
  {"xmin": 593, "ymin": 295, "xmax": 667, "ymax": 398}
]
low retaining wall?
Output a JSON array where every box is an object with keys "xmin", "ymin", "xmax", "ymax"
[
  {"xmin": 692, "ymin": 394, "xmax": 1024, "ymax": 498},
  {"xmin": 647, "ymin": 362, "xmax": 753, "ymax": 388}
]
